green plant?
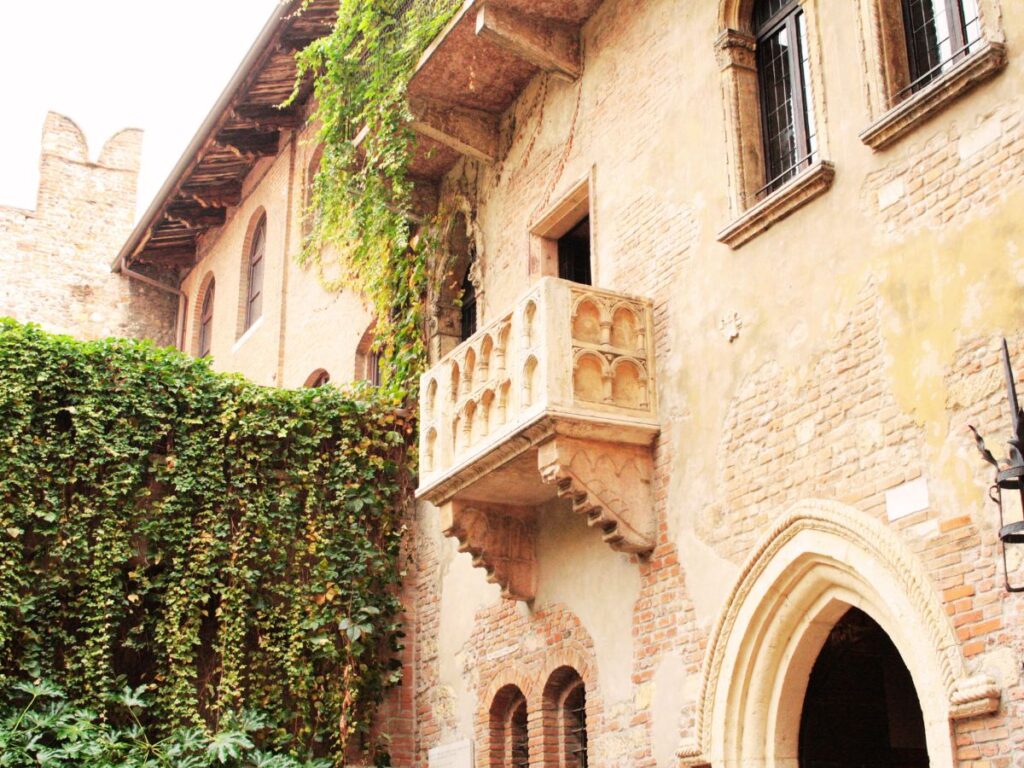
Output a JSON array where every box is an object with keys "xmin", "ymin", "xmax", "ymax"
[
  {"xmin": 0, "ymin": 679, "xmax": 332, "ymax": 767},
  {"xmin": 0, "ymin": 320, "xmax": 412, "ymax": 764},
  {"xmin": 295, "ymin": 0, "xmax": 464, "ymax": 391}
]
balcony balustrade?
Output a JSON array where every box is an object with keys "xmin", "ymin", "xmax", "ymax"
[{"xmin": 417, "ymin": 277, "xmax": 659, "ymax": 601}]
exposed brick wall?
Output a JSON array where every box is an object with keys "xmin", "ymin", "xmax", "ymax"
[
  {"xmin": 863, "ymin": 99, "xmax": 1024, "ymax": 237},
  {"xmin": 0, "ymin": 112, "xmax": 176, "ymax": 344}
]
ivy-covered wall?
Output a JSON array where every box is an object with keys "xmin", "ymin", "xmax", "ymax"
[{"xmin": 0, "ymin": 320, "xmax": 413, "ymax": 762}]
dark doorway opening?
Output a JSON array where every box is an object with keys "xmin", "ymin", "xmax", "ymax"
[
  {"xmin": 558, "ymin": 216, "xmax": 592, "ymax": 285},
  {"xmin": 799, "ymin": 607, "xmax": 928, "ymax": 767}
]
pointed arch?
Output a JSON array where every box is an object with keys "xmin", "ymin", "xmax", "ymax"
[{"xmin": 680, "ymin": 499, "xmax": 999, "ymax": 767}]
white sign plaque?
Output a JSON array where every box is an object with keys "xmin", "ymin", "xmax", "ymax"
[{"xmin": 428, "ymin": 738, "xmax": 474, "ymax": 768}]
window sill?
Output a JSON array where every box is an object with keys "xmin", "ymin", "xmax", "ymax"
[
  {"xmin": 859, "ymin": 41, "xmax": 1007, "ymax": 151},
  {"xmin": 717, "ymin": 160, "xmax": 836, "ymax": 249},
  {"xmin": 232, "ymin": 316, "xmax": 265, "ymax": 353}
]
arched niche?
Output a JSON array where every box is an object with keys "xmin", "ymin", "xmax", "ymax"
[
  {"xmin": 681, "ymin": 499, "xmax": 999, "ymax": 768},
  {"xmin": 427, "ymin": 211, "xmax": 480, "ymax": 362}
]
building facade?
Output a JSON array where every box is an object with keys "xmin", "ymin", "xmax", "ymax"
[{"xmin": 15, "ymin": 0, "xmax": 1024, "ymax": 765}]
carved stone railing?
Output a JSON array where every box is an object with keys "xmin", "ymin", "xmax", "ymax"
[{"xmin": 417, "ymin": 277, "xmax": 659, "ymax": 601}]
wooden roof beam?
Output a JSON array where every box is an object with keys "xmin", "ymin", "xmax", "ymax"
[
  {"xmin": 135, "ymin": 248, "xmax": 198, "ymax": 268},
  {"xmin": 475, "ymin": 3, "xmax": 582, "ymax": 81},
  {"xmin": 185, "ymin": 180, "xmax": 243, "ymax": 208},
  {"xmin": 165, "ymin": 201, "xmax": 228, "ymax": 229},
  {"xmin": 214, "ymin": 128, "xmax": 280, "ymax": 158},
  {"xmin": 233, "ymin": 104, "xmax": 304, "ymax": 129},
  {"xmin": 409, "ymin": 97, "xmax": 499, "ymax": 164}
]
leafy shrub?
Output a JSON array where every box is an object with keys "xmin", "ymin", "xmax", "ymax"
[{"xmin": 0, "ymin": 680, "xmax": 331, "ymax": 767}]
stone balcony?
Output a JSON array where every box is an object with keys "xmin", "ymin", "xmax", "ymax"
[{"xmin": 417, "ymin": 277, "xmax": 659, "ymax": 601}]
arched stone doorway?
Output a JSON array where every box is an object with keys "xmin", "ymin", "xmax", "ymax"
[
  {"xmin": 799, "ymin": 607, "xmax": 928, "ymax": 767},
  {"xmin": 679, "ymin": 499, "xmax": 1000, "ymax": 768}
]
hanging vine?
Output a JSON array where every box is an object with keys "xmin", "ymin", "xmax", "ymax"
[
  {"xmin": 294, "ymin": 0, "xmax": 465, "ymax": 392},
  {"xmin": 0, "ymin": 320, "xmax": 412, "ymax": 764}
]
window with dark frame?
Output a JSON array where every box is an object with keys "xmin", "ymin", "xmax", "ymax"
[
  {"xmin": 368, "ymin": 349, "xmax": 382, "ymax": 387},
  {"xmin": 198, "ymin": 280, "xmax": 215, "ymax": 358},
  {"xmin": 245, "ymin": 216, "xmax": 266, "ymax": 331},
  {"xmin": 901, "ymin": 0, "xmax": 982, "ymax": 95},
  {"xmin": 754, "ymin": 0, "xmax": 818, "ymax": 198},
  {"xmin": 557, "ymin": 215, "xmax": 592, "ymax": 286}
]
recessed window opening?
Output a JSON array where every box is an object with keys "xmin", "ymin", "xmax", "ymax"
[
  {"xmin": 305, "ymin": 369, "xmax": 330, "ymax": 388},
  {"xmin": 198, "ymin": 279, "xmax": 215, "ymax": 358},
  {"xmin": 461, "ymin": 270, "xmax": 477, "ymax": 341},
  {"xmin": 557, "ymin": 215, "xmax": 592, "ymax": 286},
  {"xmin": 563, "ymin": 680, "xmax": 588, "ymax": 768},
  {"xmin": 754, "ymin": 0, "xmax": 818, "ymax": 198},
  {"xmin": 799, "ymin": 607, "xmax": 928, "ymax": 768},
  {"xmin": 245, "ymin": 215, "xmax": 267, "ymax": 331},
  {"xmin": 368, "ymin": 349, "xmax": 382, "ymax": 387},
  {"xmin": 900, "ymin": 0, "xmax": 981, "ymax": 95},
  {"xmin": 510, "ymin": 697, "xmax": 529, "ymax": 768}
]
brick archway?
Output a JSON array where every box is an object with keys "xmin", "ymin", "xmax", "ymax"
[{"xmin": 680, "ymin": 498, "xmax": 999, "ymax": 767}]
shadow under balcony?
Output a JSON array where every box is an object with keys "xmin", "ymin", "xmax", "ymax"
[{"xmin": 417, "ymin": 277, "xmax": 659, "ymax": 601}]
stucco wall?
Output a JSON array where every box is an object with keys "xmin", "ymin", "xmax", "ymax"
[{"xmin": 410, "ymin": 0, "xmax": 1024, "ymax": 765}]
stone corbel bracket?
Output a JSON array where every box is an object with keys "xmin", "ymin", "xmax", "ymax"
[
  {"xmin": 949, "ymin": 674, "xmax": 1000, "ymax": 720},
  {"xmin": 538, "ymin": 436, "xmax": 656, "ymax": 555},
  {"xmin": 441, "ymin": 501, "xmax": 538, "ymax": 601}
]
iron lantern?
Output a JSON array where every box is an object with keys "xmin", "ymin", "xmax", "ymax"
[{"xmin": 970, "ymin": 339, "xmax": 1024, "ymax": 593}]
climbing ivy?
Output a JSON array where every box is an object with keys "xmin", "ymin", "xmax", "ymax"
[
  {"xmin": 295, "ymin": 0, "xmax": 464, "ymax": 391},
  {"xmin": 0, "ymin": 320, "xmax": 412, "ymax": 764}
]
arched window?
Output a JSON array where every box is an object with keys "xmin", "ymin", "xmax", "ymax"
[
  {"xmin": 901, "ymin": 0, "xmax": 981, "ymax": 93},
  {"xmin": 355, "ymin": 323, "xmax": 382, "ymax": 386},
  {"xmin": 245, "ymin": 215, "xmax": 266, "ymax": 331},
  {"xmin": 489, "ymin": 685, "xmax": 529, "ymax": 768},
  {"xmin": 754, "ymin": 0, "xmax": 817, "ymax": 196},
  {"xmin": 543, "ymin": 667, "xmax": 588, "ymax": 768},
  {"xmin": 198, "ymin": 278, "xmax": 215, "ymax": 358},
  {"xmin": 303, "ymin": 145, "xmax": 324, "ymax": 239},
  {"xmin": 305, "ymin": 369, "xmax": 330, "ymax": 388}
]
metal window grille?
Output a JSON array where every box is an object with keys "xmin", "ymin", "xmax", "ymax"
[
  {"xmin": 564, "ymin": 684, "xmax": 588, "ymax": 768},
  {"xmin": 753, "ymin": 0, "xmax": 817, "ymax": 200},
  {"xmin": 900, "ymin": 0, "xmax": 981, "ymax": 95},
  {"xmin": 510, "ymin": 700, "xmax": 529, "ymax": 768},
  {"xmin": 246, "ymin": 217, "xmax": 266, "ymax": 330},
  {"xmin": 199, "ymin": 281, "xmax": 215, "ymax": 358}
]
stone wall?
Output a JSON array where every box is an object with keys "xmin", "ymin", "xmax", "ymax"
[{"xmin": 0, "ymin": 112, "xmax": 176, "ymax": 344}]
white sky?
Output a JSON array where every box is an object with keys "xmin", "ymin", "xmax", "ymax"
[{"xmin": 0, "ymin": 0, "xmax": 284, "ymax": 220}]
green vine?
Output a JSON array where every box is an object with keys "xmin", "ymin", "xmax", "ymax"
[
  {"xmin": 0, "ymin": 320, "xmax": 412, "ymax": 764},
  {"xmin": 295, "ymin": 0, "xmax": 464, "ymax": 392}
]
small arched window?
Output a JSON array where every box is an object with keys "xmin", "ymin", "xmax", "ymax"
[
  {"xmin": 754, "ymin": 0, "xmax": 817, "ymax": 196},
  {"xmin": 355, "ymin": 322, "xmax": 382, "ymax": 386},
  {"xmin": 198, "ymin": 279, "xmax": 215, "ymax": 358},
  {"xmin": 543, "ymin": 667, "xmax": 588, "ymax": 768},
  {"xmin": 305, "ymin": 369, "xmax": 330, "ymax": 388},
  {"xmin": 489, "ymin": 685, "xmax": 529, "ymax": 768},
  {"xmin": 901, "ymin": 0, "xmax": 981, "ymax": 93},
  {"xmin": 245, "ymin": 215, "xmax": 266, "ymax": 331}
]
